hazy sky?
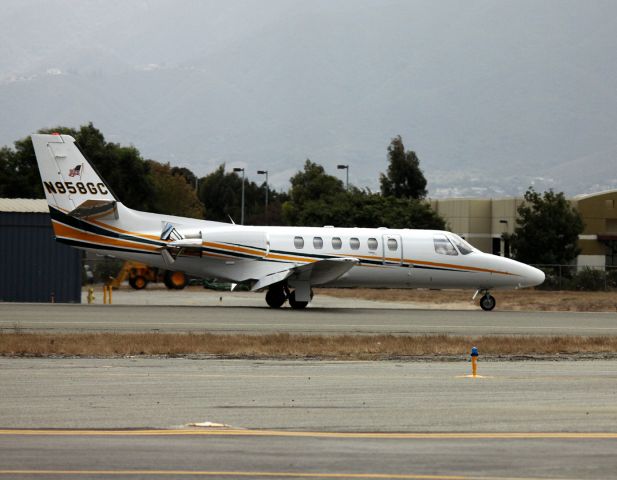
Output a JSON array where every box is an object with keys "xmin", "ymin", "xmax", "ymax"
[{"xmin": 1, "ymin": 0, "xmax": 616, "ymax": 196}]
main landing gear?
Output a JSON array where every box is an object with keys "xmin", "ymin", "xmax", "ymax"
[
  {"xmin": 265, "ymin": 283, "xmax": 313, "ymax": 310},
  {"xmin": 474, "ymin": 289, "xmax": 496, "ymax": 311}
]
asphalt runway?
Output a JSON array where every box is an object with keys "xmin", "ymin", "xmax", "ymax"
[
  {"xmin": 2, "ymin": 430, "xmax": 617, "ymax": 479},
  {"xmin": 2, "ymin": 302, "xmax": 617, "ymax": 336},
  {"xmin": 1, "ymin": 359, "xmax": 617, "ymax": 479}
]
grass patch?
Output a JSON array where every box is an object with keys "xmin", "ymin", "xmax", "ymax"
[
  {"xmin": 1, "ymin": 332, "xmax": 617, "ymax": 360},
  {"xmin": 318, "ymin": 288, "xmax": 617, "ymax": 312}
]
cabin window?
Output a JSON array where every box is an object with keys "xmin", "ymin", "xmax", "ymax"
[
  {"xmin": 294, "ymin": 236, "xmax": 304, "ymax": 249},
  {"xmin": 387, "ymin": 238, "xmax": 398, "ymax": 251},
  {"xmin": 434, "ymin": 234, "xmax": 458, "ymax": 256},
  {"xmin": 350, "ymin": 237, "xmax": 360, "ymax": 250},
  {"xmin": 332, "ymin": 237, "xmax": 342, "ymax": 250},
  {"xmin": 313, "ymin": 236, "xmax": 323, "ymax": 249},
  {"xmin": 367, "ymin": 238, "xmax": 378, "ymax": 250},
  {"xmin": 449, "ymin": 234, "xmax": 474, "ymax": 255}
]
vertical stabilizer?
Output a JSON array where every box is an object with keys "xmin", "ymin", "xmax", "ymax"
[{"xmin": 31, "ymin": 133, "xmax": 116, "ymax": 214}]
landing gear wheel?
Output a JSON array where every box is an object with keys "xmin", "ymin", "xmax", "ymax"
[
  {"xmin": 129, "ymin": 275, "xmax": 148, "ymax": 290},
  {"xmin": 480, "ymin": 293, "xmax": 496, "ymax": 311},
  {"xmin": 164, "ymin": 271, "xmax": 187, "ymax": 290},
  {"xmin": 288, "ymin": 290, "xmax": 309, "ymax": 310},
  {"xmin": 265, "ymin": 285, "xmax": 287, "ymax": 308}
]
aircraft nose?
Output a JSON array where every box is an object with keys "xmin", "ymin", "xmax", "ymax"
[{"xmin": 522, "ymin": 265, "xmax": 545, "ymax": 287}]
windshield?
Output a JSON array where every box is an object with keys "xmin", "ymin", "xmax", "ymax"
[
  {"xmin": 448, "ymin": 234, "xmax": 475, "ymax": 255},
  {"xmin": 434, "ymin": 234, "xmax": 458, "ymax": 256}
]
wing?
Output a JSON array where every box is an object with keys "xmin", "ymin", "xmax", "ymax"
[{"xmin": 250, "ymin": 257, "xmax": 359, "ymax": 291}]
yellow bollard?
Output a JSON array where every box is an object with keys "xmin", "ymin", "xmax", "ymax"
[
  {"xmin": 471, "ymin": 346, "xmax": 479, "ymax": 377},
  {"xmin": 87, "ymin": 288, "xmax": 95, "ymax": 304},
  {"xmin": 103, "ymin": 285, "xmax": 108, "ymax": 305},
  {"xmin": 108, "ymin": 285, "xmax": 113, "ymax": 305}
]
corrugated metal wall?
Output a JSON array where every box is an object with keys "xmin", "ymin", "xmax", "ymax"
[{"xmin": 0, "ymin": 212, "xmax": 81, "ymax": 303}]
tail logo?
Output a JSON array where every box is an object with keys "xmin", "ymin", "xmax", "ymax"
[{"xmin": 68, "ymin": 164, "xmax": 84, "ymax": 179}]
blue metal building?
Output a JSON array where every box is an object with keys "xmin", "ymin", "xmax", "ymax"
[{"xmin": 0, "ymin": 198, "xmax": 81, "ymax": 303}]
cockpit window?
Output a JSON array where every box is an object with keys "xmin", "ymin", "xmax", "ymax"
[
  {"xmin": 434, "ymin": 234, "xmax": 458, "ymax": 256},
  {"xmin": 449, "ymin": 234, "xmax": 474, "ymax": 255}
]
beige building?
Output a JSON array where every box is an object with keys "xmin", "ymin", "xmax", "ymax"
[{"xmin": 431, "ymin": 190, "xmax": 617, "ymax": 268}]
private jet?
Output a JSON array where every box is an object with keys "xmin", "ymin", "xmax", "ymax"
[{"xmin": 32, "ymin": 133, "xmax": 545, "ymax": 310}]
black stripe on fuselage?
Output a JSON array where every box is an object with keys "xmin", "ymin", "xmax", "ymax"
[
  {"xmin": 49, "ymin": 207, "xmax": 165, "ymax": 248},
  {"xmin": 56, "ymin": 237, "xmax": 159, "ymax": 255}
]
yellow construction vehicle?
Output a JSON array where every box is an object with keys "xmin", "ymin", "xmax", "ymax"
[{"xmin": 110, "ymin": 261, "xmax": 187, "ymax": 290}]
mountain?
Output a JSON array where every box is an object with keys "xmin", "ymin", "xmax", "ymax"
[{"xmin": 1, "ymin": 0, "xmax": 616, "ymax": 196}]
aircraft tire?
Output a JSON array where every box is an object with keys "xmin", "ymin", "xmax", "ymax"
[
  {"xmin": 288, "ymin": 290, "xmax": 308, "ymax": 310},
  {"xmin": 129, "ymin": 275, "xmax": 148, "ymax": 290},
  {"xmin": 265, "ymin": 287, "xmax": 287, "ymax": 308},
  {"xmin": 480, "ymin": 293, "xmax": 496, "ymax": 311},
  {"xmin": 164, "ymin": 270, "xmax": 187, "ymax": 290}
]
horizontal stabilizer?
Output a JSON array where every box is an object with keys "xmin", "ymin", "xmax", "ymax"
[
  {"xmin": 69, "ymin": 200, "xmax": 118, "ymax": 219},
  {"xmin": 166, "ymin": 238, "xmax": 203, "ymax": 248}
]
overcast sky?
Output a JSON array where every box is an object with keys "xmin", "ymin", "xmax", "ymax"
[{"xmin": 1, "ymin": 0, "xmax": 616, "ymax": 196}]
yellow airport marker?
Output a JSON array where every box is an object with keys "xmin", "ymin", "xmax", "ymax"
[
  {"xmin": 471, "ymin": 346, "xmax": 478, "ymax": 377},
  {"xmin": 87, "ymin": 288, "xmax": 95, "ymax": 304},
  {"xmin": 102, "ymin": 285, "xmax": 113, "ymax": 304},
  {"xmin": 457, "ymin": 347, "xmax": 485, "ymax": 378}
]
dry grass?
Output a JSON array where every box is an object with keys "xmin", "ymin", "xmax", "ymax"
[
  {"xmin": 2, "ymin": 332, "xmax": 617, "ymax": 360},
  {"xmin": 318, "ymin": 288, "xmax": 617, "ymax": 312}
]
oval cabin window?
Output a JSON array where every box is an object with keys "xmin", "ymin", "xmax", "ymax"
[
  {"xmin": 294, "ymin": 236, "xmax": 304, "ymax": 249},
  {"xmin": 332, "ymin": 237, "xmax": 342, "ymax": 249},
  {"xmin": 313, "ymin": 237, "xmax": 323, "ymax": 249},
  {"xmin": 350, "ymin": 237, "xmax": 360, "ymax": 250},
  {"xmin": 367, "ymin": 238, "xmax": 378, "ymax": 250},
  {"xmin": 387, "ymin": 238, "xmax": 398, "ymax": 251}
]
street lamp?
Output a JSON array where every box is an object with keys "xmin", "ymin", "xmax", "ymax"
[
  {"xmin": 233, "ymin": 167, "xmax": 245, "ymax": 225},
  {"xmin": 337, "ymin": 164, "xmax": 349, "ymax": 191},
  {"xmin": 257, "ymin": 170, "xmax": 269, "ymax": 225}
]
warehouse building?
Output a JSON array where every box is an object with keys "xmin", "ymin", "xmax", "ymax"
[
  {"xmin": 432, "ymin": 190, "xmax": 617, "ymax": 269},
  {"xmin": 0, "ymin": 198, "xmax": 81, "ymax": 303}
]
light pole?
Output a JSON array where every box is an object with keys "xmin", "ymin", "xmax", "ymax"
[
  {"xmin": 233, "ymin": 167, "xmax": 245, "ymax": 225},
  {"xmin": 257, "ymin": 170, "xmax": 268, "ymax": 225},
  {"xmin": 337, "ymin": 164, "xmax": 349, "ymax": 191}
]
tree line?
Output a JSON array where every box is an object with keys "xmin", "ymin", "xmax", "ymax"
[{"xmin": 0, "ymin": 123, "xmax": 444, "ymax": 229}]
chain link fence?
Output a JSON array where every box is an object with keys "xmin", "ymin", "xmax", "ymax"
[{"xmin": 533, "ymin": 264, "xmax": 617, "ymax": 291}]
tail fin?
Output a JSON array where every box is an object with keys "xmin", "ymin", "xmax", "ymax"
[{"xmin": 31, "ymin": 134, "xmax": 117, "ymax": 218}]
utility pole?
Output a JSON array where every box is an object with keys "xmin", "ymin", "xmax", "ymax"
[
  {"xmin": 233, "ymin": 167, "xmax": 245, "ymax": 225},
  {"xmin": 337, "ymin": 164, "xmax": 349, "ymax": 191},
  {"xmin": 257, "ymin": 170, "xmax": 269, "ymax": 225}
]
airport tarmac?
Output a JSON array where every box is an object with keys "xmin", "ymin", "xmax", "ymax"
[
  {"xmin": 2, "ymin": 301, "xmax": 617, "ymax": 336},
  {"xmin": 1, "ymin": 358, "xmax": 617, "ymax": 479}
]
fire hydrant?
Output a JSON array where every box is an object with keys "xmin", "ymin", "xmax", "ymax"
[
  {"xmin": 87, "ymin": 288, "xmax": 95, "ymax": 304},
  {"xmin": 471, "ymin": 346, "xmax": 479, "ymax": 377}
]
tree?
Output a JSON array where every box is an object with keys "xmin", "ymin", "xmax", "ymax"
[
  {"xmin": 380, "ymin": 135, "xmax": 427, "ymax": 199},
  {"xmin": 198, "ymin": 165, "xmax": 285, "ymax": 225},
  {"xmin": 510, "ymin": 188, "xmax": 584, "ymax": 265},
  {"xmin": 282, "ymin": 159, "xmax": 445, "ymax": 229},
  {"xmin": 147, "ymin": 161, "xmax": 204, "ymax": 218},
  {"xmin": 282, "ymin": 160, "xmax": 346, "ymax": 226}
]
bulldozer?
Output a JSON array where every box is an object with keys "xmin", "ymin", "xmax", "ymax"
[{"xmin": 110, "ymin": 261, "xmax": 187, "ymax": 290}]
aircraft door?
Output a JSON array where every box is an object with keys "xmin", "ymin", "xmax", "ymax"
[{"xmin": 382, "ymin": 234, "xmax": 403, "ymax": 265}]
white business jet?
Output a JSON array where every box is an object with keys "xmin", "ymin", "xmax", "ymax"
[{"xmin": 32, "ymin": 133, "xmax": 544, "ymax": 310}]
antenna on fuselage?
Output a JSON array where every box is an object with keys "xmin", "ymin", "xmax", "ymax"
[{"xmin": 228, "ymin": 215, "xmax": 236, "ymax": 225}]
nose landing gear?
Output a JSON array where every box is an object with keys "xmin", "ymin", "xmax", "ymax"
[{"xmin": 474, "ymin": 289, "xmax": 496, "ymax": 311}]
